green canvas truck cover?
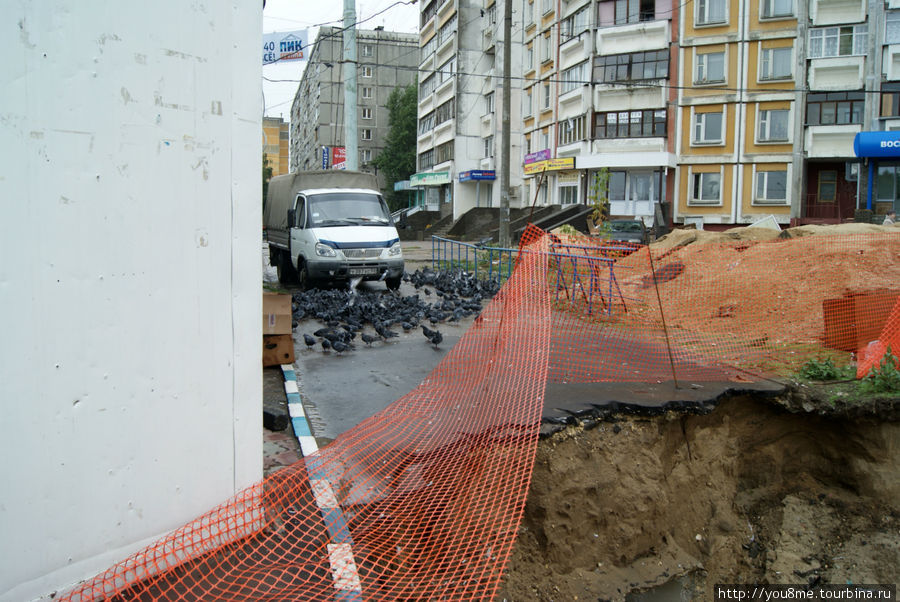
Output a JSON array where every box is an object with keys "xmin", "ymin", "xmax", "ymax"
[{"xmin": 264, "ymin": 170, "xmax": 380, "ymax": 230}]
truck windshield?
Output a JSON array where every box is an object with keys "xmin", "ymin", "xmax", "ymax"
[{"xmin": 307, "ymin": 193, "xmax": 391, "ymax": 227}]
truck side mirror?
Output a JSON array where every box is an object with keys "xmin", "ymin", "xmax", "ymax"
[{"xmin": 287, "ymin": 209, "xmax": 296, "ymax": 228}]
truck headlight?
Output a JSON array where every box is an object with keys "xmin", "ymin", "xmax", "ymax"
[
  {"xmin": 388, "ymin": 242, "xmax": 402, "ymax": 257},
  {"xmin": 315, "ymin": 242, "xmax": 337, "ymax": 257}
]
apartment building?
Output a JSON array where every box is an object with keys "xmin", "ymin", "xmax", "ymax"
[
  {"xmin": 414, "ymin": 0, "xmax": 523, "ymax": 219},
  {"xmin": 290, "ymin": 27, "xmax": 419, "ymax": 182},
  {"xmin": 263, "ymin": 116, "xmax": 290, "ymax": 177}
]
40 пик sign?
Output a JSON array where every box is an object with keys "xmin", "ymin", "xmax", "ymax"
[{"xmin": 263, "ymin": 30, "xmax": 309, "ymax": 65}]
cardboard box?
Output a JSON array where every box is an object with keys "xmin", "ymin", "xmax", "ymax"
[
  {"xmin": 263, "ymin": 292, "xmax": 292, "ymax": 335},
  {"xmin": 263, "ymin": 334, "xmax": 295, "ymax": 367}
]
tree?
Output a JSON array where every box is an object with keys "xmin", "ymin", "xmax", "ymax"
[
  {"xmin": 262, "ymin": 153, "xmax": 273, "ymax": 212},
  {"xmin": 373, "ymin": 81, "xmax": 417, "ymax": 211}
]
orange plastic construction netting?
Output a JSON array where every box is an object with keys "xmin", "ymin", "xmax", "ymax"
[{"xmin": 60, "ymin": 225, "xmax": 899, "ymax": 601}]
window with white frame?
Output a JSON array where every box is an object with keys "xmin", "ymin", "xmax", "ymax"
[
  {"xmin": 695, "ymin": 51, "xmax": 725, "ymax": 84},
  {"xmin": 362, "ymin": 107, "xmax": 373, "ymax": 120},
  {"xmin": 361, "ymin": 129, "xmax": 373, "ymax": 140},
  {"xmin": 541, "ymin": 0, "xmax": 553, "ymax": 15},
  {"xmin": 483, "ymin": 135, "xmax": 494, "ymax": 158},
  {"xmin": 808, "ymin": 25, "xmax": 868, "ymax": 58},
  {"xmin": 760, "ymin": 47, "xmax": 792, "ymax": 80},
  {"xmin": 436, "ymin": 140, "xmax": 454, "ymax": 163},
  {"xmin": 487, "ymin": 3, "xmax": 497, "ymax": 24},
  {"xmin": 558, "ymin": 115, "xmax": 586, "ymax": 145},
  {"xmin": 484, "ymin": 92, "xmax": 495, "ymax": 115},
  {"xmin": 757, "ymin": 108, "xmax": 790, "ymax": 142},
  {"xmin": 887, "ymin": 11, "xmax": 900, "ymax": 45},
  {"xmin": 419, "ymin": 111, "xmax": 435, "ymax": 135},
  {"xmin": 524, "ymin": 87, "xmax": 533, "ymax": 116},
  {"xmin": 362, "ymin": 86, "xmax": 373, "ymax": 99},
  {"xmin": 541, "ymin": 130, "xmax": 550, "ymax": 150},
  {"xmin": 755, "ymin": 169, "xmax": 787, "ymax": 203},
  {"xmin": 561, "ymin": 6, "xmax": 590, "ymax": 40},
  {"xmin": 421, "ymin": 36, "xmax": 437, "ymax": 59},
  {"xmin": 761, "ymin": 0, "xmax": 792, "ymax": 19},
  {"xmin": 420, "ymin": 74, "xmax": 436, "ymax": 98},
  {"xmin": 543, "ymin": 82, "xmax": 551, "ymax": 109},
  {"xmin": 360, "ymin": 149, "xmax": 372, "ymax": 163},
  {"xmin": 561, "ymin": 62, "xmax": 587, "ymax": 94},
  {"xmin": 419, "ymin": 148, "xmax": 434, "ymax": 170},
  {"xmin": 438, "ymin": 57, "xmax": 456, "ymax": 83},
  {"xmin": 438, "ymin": 14, "xmax": 456, "ymax": 46},
  {"xmin": 361, "ymin": 44, "xmax": 374, "ymax": 57},
  {"xmin": 361, "ymin": 65, "xmax": 373, "ymax": 77},
  {"xmin": 615, "ymin": 0, "xmax": 657, "ymax": 25},
  {"xmin": 691, "ymin": 171, "xmax": 721, "ymax": 203},
  {"xmin": 526, "ymin": 45, "xmax": 534, "ymax": 71},
  {"xmin": 559, "ymin": 185, "xmax": 578, "ymax": 204},
  {"xmin": 693, "ymin": 111, "xmax": 724, "ymax": 144},
  {"xmin": 541, "ymin": 34, "xmax": 552, "ymax": 62},
  {"xmin": 696, "ymin": 0, "xmax": 726, "ymax": 25}
]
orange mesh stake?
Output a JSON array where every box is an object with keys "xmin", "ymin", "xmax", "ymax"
[{"xmin": 643, "ymin": 217, "xmax": 679, "ymax": 389}]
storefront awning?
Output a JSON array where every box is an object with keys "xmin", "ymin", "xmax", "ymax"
[{"xmin": 410, "ymin": 171, "xmax": 451, "ymax": 186}]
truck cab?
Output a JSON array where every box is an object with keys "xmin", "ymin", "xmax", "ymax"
[{"xmin": 265, "ymin": 171, "xmax": 404, "ymax": 290}]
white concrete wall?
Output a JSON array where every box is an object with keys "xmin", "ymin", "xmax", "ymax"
[{"xmin": 0, "ymin": 2, "xmax": 262, "ymax": 600}]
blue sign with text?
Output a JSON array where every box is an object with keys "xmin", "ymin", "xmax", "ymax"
[
  {"xmin": 853, "ymin": 131, "xmax": 900, "ymax": 158},
  {"xmin": 459, "ymin": 170, "xmax": 496, "ymax": 182}
]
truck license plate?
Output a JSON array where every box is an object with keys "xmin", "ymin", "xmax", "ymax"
[{"xmin": 349, "ymin": 267, "xmax": 378, "ymax": 276}]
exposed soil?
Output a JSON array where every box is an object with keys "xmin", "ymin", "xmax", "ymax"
[{"xmin": 499, "ymin": 388, "xmax": 900, "ymax": 601}]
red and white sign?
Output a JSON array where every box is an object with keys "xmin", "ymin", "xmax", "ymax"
[{"xmin": 332, "ymin": 147, "xmax": 346, "ymax": 170}]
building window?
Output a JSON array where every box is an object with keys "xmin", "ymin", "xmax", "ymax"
[
  {"xmin": 362, "ymin": 86, "xmax": 373, "ymax": 99},
  {"xmin": 691, "ymin": 172, "xmax": 721, "ymax": 203},
  {"xmin": 695, "ymin": 51, "xmax": 725, "ymax": 84},
  {"xmin": 543, "ymin": 82, "xmax": 551, "ymax": 109},
  {"xmin": 541, "ymin": 34, "xmax": 552, "ymax": 63},
  {"xmin": 594, "ymin": 109, "xmax": 666, "ymax": 138},
  {"xmin": 757, "ymin": 109, "xmax": 790, "ymax": 142},
  {"xmin": 438, "ymin": 57, "xmax": 456, "ymax": 83},
  {"xmin": 435, "ymin": 98, "xmax": 455, "ymax": 125},
  {"xmin": 361, "ymin": 66, "xmax": 373, "ymax": 77},
  {"xmin": 558, "ymin": 115, "xmax": 586, "ymax": 145},
  {"xmin": 525, "ymin": 45, "xmax": 534, "ymax": 71},
  {"xmin": 421, "ymin": 35, "xmax": 437, "ymax": 59},
  {"xmin": 887, "ymin": 11, "xmax": 900, "ymax": 44},
  {"xmin": 541, "ymin": 130, "xmax": 550, "ymax": 150},
  {"xmin": 761, "ymin": 0, "xmax": 792, "ymax": 19},
  {"xmin": 438, "ymin": 14, "xmax": 456, "ymax": 46},
  {"xmin": 696, "ymin": 0, "xmax": 726, "ymax": 25},
  {"xmin": 560, "ymin": 185, "xmax": 578, "ymax": 204},
  {"xmin": 759, "ymin": 47, "xmax": 792, "ymax": 80},
  {"xmin": 808, "ymin": 25, "xmax": 867, "ymax": 58},
  {"xmin": 420, "ymin": 74, "xmax": 436, "ymax": 98},
  {"xmin": 614, "ymin": 0, "xmax": 656, "ymax": 24},
  {"xmin": 594, "ymin": 50, "xmax": 668, "ymax": 83},
  {"xmin": 561, "ymin": 62, "xmax": 588, "ymax": 94},
  {"xmin": 419, "ymin": 111, "xmax": 435, "ymax": 135},
  {"xmin": 524, "ymin": 87, "xmax": 533, "ymax": 117},
  {"xmin": 362, "ymin": 107, "xmax": 373, "ymax": 120},
  {"xmin": 484, "ymin": 92, "xmax": 495, "ymax": 115},
  {"xmin": 361, "ymin": 129, "xmax": 372, "ymax": 140},
  {"xmin": 360, "ymin": 149, "xmax": 372, "ymax": 163},
  {"xmin": 436, "ymin": 141, "xmax": 454, "ymax": 163},
  {"xmin": 361, "ymin": 44, "xmax": 374, "ymax": 57},
  {"xmin": 486, "ymin": 3, "xmax": 497, "ymax": 24},
  {"xmin": 818, "ymin": 170, "xmax": 837, "ymax": 202},
  {"xmin": 561, "ymin": 6, "xmax": 590, "ymax": 40},
  {"xmin": 881, "ymin": 83, "xmax": 900, "ymax": 118},
  {"xmin": 806, "ymin": 92, "xmax": 864, "ymax": 125},
  {"xmin": 755, "ymin": 170, "xmax": 787, "ymax": 203},
  {"xmin": 419, "ymin": 149, "xmax": 435, "ymax": 170},
  {"xmin": 541, "ymin": 0, "xmax": 553, "ymax": 15},
  {"xmin": 693, "ymin": 111, "xmax": 724, "ymax": 144},
  {"xmin": 483, "ymin": 135, "xmax": 494, "ymax": 158}
]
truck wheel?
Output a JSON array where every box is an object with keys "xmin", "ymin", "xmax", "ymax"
[
  {"xmin": 277, "ymin": 251, "xmax": 297, "ymax": 285},
  {"xmin": 385, "ymin": 276, "xmax": 402, "ymax": 290},
  {"xmin": 297, "ymin": 259, "xmax": 315, "ymax": 291}
]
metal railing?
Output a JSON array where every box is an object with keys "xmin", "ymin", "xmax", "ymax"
[{"xmin": 431, "ymin": 236, "xmax": 518, "ymax": 282}]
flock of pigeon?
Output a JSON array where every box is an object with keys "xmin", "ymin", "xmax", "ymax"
[{"xmin": 293, "ymin": 268, "xmax": 502, "ymax": 355}]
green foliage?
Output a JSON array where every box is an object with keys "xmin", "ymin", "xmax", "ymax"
[
  {"xmin": 860, "ymin": 347, "xmax": 900, "ymax": 394},
  {"xmin": 798, "ymin": 356, "xmax": 853, "ymax": 381},
  {"xmin": 588, "ymin": 168, "xmax": 612, "ymax": 237},
  {"xmin": 262, "ymin": 153, "xmax": 274, "ymax": 211},
  {"xmin": 372, "ymin": 80, "xmax": 418, "ymax": 211},
  {"xmin": 557, "ymin": 224, "xmax": 579, "ymax": 236}
]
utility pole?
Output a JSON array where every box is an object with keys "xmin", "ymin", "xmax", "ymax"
[
  {"xmin": 499, "ymin": 0, "xmax": 512, "ymax": 248},
  {"xmin": 343, "ymin": 0, "xmax": 359, "ymax": 170}
]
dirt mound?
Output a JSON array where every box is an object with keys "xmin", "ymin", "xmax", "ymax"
[{"xmin": 499, "ymin": 395, "xmax": 900, "ymax": 601}]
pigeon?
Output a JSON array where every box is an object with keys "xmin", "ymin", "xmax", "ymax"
[
  {"xmin": 321, "ymin": 339, "xmax": 332, "ymax": 353},
  {"xmin": 361, "ymin": 333, "xmax": 378, "ymax": 346},
  {"xmin": 303, "ymin": 333, "xmax": 317, "ymax": 349},
  {"xmin": 332, "ymin": 340, "xmax": 349, "ymax": 354},
  {"xmin": 422, "ymin": 325, "xmax": 443, "ymax": 347}
]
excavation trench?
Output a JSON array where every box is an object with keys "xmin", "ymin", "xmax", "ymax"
[{"xmin": 499, "ymin": 392, "xmax": 900, "ymax": 601}]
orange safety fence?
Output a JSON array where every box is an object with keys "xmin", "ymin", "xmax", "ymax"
[{"xmin": 59, "ymin": 226, "xmax": 899, "ymax": 601}]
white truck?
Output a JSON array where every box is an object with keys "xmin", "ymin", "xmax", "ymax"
[{"xmin": 264, "ymin": 170, "xmax": 404, "ymax": 289}]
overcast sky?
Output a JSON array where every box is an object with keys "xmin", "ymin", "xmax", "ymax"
[{"xmin": 262, "ymin": 0, "xmax": 419, "ymax": 118}]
